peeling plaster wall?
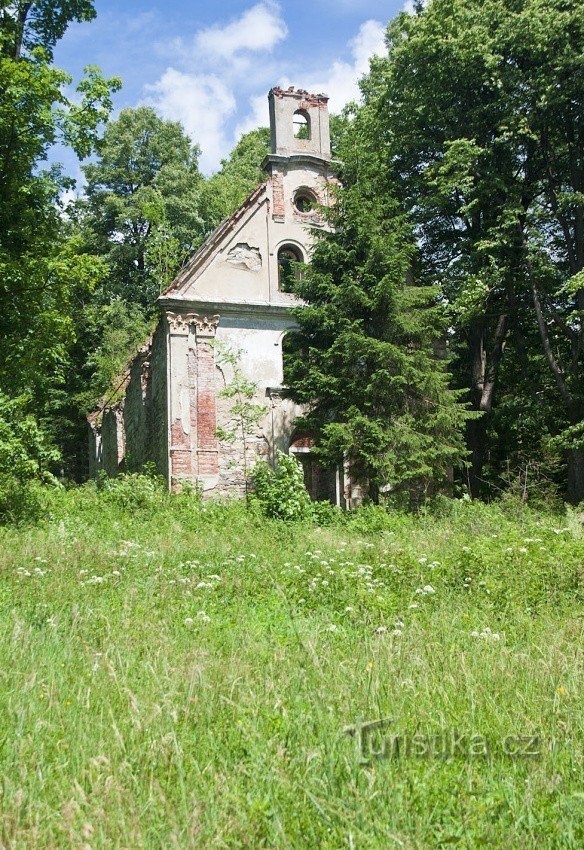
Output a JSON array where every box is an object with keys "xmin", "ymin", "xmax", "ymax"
[
  {"xmin": 124, "ymin": 355, "xmax": 149, "ymax": 472},
  {"xmin": 213, "ymin": 316, "xmax": 303, "ymax": 497},
  {"xmin": 150, "ymin": 324, "xmax": 169, "ymax": 479},
  {"xmin": 90, "ymin": 324, "xmax": 168, "ymax": 481},
  {"xmin": 122, "ymin": 324, "xmax": 169, "ymax": 477},
  {"xmin": 101, "ymin": 406, "xmax": 125, "ymax": 477}
]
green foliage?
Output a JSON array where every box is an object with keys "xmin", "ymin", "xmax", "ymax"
[
  {"xmin": 360, "ymin": 0, "xmax": 584, "ymax": 500},
  {"xmin": 285, "ymin": 165, "xmax": 472, "ymax": 502},
  {"xmin": 96, "ymin": 470, "xmax": 168, "ymax": 510},
  {"xmin": 78, "ymin": 106, "xmax": 203, "ymax": 309},
  {"xmin": 75, "ymin": 298, "xmax": 154, "ymax": 412},
  {"xmin": 0, "ymin": 2, "xmax": 97, "ymax": 61},
  {"xmin": 0, "ymin": 392, "xmax": 59, "ymax": 483},
  {"xmin": 0, "ymin": 0, "xmax": 119, "ymax": 479},
  {"xmin": 251, "ymin": 451, "xmax": 314, "ymax": 521},
  {"xmin": 0, "ymin": 392, "xmax": 60, "ymax": 523},
  {"xmin": 197, "ymin": 128, "xmax": 270, "ymax": 236}
]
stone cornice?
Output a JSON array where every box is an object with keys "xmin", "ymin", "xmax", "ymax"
[
  {"xmin": 161, "ymin": 298, "xmax": 300, "ymax": 325},
  {"xmin": 262, "ymin": 153, "xmax": 339, "ymax": 173}
]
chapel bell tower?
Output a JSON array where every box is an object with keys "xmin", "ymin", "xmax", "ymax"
[{"xmin": 266, "ymin": 87, "xmax": 331, "ymax": 164}]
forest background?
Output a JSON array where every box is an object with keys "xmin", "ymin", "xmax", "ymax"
[{"xmin": 1, "ymin": 0, "xmax": 582, "ymax": 511}]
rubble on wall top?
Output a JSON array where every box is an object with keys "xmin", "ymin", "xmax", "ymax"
[{"xmin": 270, "ymin": 86, "xmax": 329, "ymax": 104}]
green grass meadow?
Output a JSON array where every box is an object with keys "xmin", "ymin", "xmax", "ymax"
[{"xmin": 0, "ymin": 485, "xmax": 583, "ymax": 848}]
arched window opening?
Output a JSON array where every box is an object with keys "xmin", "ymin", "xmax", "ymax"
[
  {"xmin": 277, "ymin": 244, "xmax": 304, "ymax": 292},
  {"xmin": 294, "ymin": 187, "xmax": 318, "ymax": 214},
  {"xmin": 292, "ymin": 109, "xmax": 311, "ymax": 140}
]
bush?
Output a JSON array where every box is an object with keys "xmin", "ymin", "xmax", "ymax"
[
  {"xmin": 251, "ymin": 451, "xmax": 314, "ymax": 521},
  {"xmin": 96, "ymin": 471, "xmax": 168, "ymax": 511},
  {"xmin": 0, "ymin": 393, "xmax": 60, "ymax": 524}
]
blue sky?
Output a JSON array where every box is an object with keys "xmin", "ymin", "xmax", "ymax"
[{"xmin": 54, "ymin": 0, "xmax": 404, "ymax": 180}]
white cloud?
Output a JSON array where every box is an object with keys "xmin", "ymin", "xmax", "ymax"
[
  {"xmin": 144, "ymin": 10, "xmax": 386, "ymax": 174},
  {"xmin": 193, "ymin": 2, "xmax": 287, "ymax": 61},
  {"xmin": 143, "ymin": 69, "xmax": 236, "ymax": 173},
  {"xmin": 145, "ymin": 3, "xmax": 286, "ymax": 173},
  {"xmin": 280, "ymin": 19, "xmax": 386, "ymax": 114},
  {"xmin": 234, "ymin": 93, "xmax": 270, "ymax": 139}
]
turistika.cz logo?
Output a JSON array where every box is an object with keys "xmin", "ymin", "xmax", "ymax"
[{"xmin": 344, "ymin": 719, "xmax": 542, "ymax": 766}]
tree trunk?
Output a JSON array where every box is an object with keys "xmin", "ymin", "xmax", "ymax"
[
  {"xmin": 466, "ymin": 413, "xmax": 488, "ymax": 498},
  {"xmin": 466, "ymin": 314, "xmax": 508, "ymax": 497},
  {"xmin": 567, "ymin": 448, "xmax": 584, "ymax": 505}
]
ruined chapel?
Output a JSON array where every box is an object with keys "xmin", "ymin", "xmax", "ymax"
[{"xmin": 89, "ymin": 86, "xmax": 358, "ymax": 506}]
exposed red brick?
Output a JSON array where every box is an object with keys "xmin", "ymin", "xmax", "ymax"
[
  {"xmin": 170, "ymin": 418, "xmax": 193, "ymax": 478},
  {"xmin": 171, "ymin": 450, "xmax": 192, "ymax": 476},
  {"xmin": 170, "ymin": 419, "xmax": 189, "ymax": 449},
  {"xmin": 272, "ymin": 171, "xmax": 285, "ymax": 219},
  {"xmin": 195, "ymin": 337, "xmax": 219, "ymax": 476}
]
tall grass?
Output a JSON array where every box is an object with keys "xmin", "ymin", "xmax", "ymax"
[{"xmin": 0, "ymin": 482, "xmax": 582, "ymax": 848}]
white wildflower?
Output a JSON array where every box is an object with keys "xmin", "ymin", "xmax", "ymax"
[{"xmin": 472, "ymin": 626, "xmax": 501, "ymax": 642}]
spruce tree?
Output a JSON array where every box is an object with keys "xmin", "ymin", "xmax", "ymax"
[{"xmin": 285, "ymin": 169, "xmax": 471, "ymax": 504}]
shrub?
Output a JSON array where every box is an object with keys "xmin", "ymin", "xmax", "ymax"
[
  {"xmin": 251, "ymin": 451, "xmax": 313, "ymax": 521},
  {"xmin": 97, "ymin": 471, "xmax": 168, "ymax": 511},
  {"xmin": 0, "ymin": 393, "xmax": 60, "ymax": 524},
  {"xmin": 310, "ymin": 499, "xmax": 343, "ymax": 526}
]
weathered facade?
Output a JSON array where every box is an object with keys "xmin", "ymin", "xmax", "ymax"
[{"xmin": 89, "ymin": 86, "xmax": 355, "ymax": 504}]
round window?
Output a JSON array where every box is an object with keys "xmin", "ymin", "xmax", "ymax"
[{"xmin": 294, "ymin": 189, "xmax": 318, "ymax": 214}]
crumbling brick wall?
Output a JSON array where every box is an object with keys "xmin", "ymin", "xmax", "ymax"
[{"xmin": 89, "ymin": 323, "xmax": 168, "ymax": 480}]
